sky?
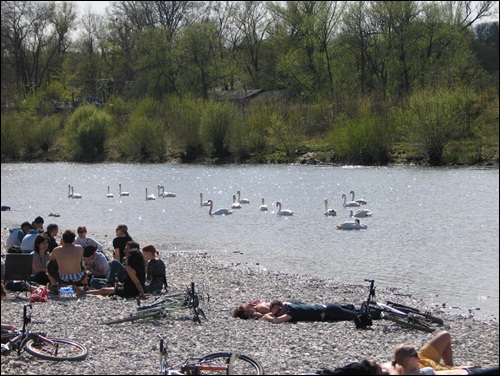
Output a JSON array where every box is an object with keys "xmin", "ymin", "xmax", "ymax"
[{"xmin": 76, "ymin": 1, "xmax": 110, "ymax": 16}]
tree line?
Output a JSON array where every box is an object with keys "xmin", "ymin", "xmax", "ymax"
[{"xmin": 1, "ymin": 1, "xmax": 498, "ymax": 165}]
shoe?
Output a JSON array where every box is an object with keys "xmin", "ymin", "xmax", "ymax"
[{"xmin": 49, "ymin": 286, "xmax": 59, "ymax": 296}]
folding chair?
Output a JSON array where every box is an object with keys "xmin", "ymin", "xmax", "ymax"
[{"xmin": 3, "ymin": 253, "xmax": 33, "ymax": 296}]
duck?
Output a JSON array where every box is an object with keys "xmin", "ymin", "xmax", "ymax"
[
  {"xmin": 237, "ymin": 190, "xmax": 250, "ymax": 204},
  {"xmin": 342, "ymin": 193, "xmax": 360, "ymax": 207},
  {"xmin": 336, "ymin": 219, "xmax": 367, "ymax": 230},
  {"xmin": 259, "ymin": 198, "xmax": 269, "ymax": 211},
  {"xmin": 324, "ymin": 199, "xmax": 337, "ymax": 216},
  {"xmin": 349, "ymin": 208, "xmax": 373, "ymax": 218},
  {"xmin": 145, "ymin": 188, "xmax": 156, "ymax": 201},
  {"xmin": 160, "ymin": 185, "xmax": 177, "ymax": 198},
  {"xmin": 276, "ymin": 201, "xmax": 293, "ymax": 216},
  {"xmin": 48, "ymin": 213, "xmax": 60, "ymax": 217},
  {"xmin": 207, "ymin": 200, "xmax": 233, "ymax": 216},
  {"xmin": 350, "ymin": 190, "xmax": 367, "ymax": 205},
  {"xmin": 231, "ymin": 195, "xmax": 242, "ymax": 209},
  {"xmin": 119, "ymin": 184, "xmax": 129, "ymax": 196},
  {"xmin": 71, "ymin": 186, "xmax": 82, "ymax": 199},
  {"xmin": 106, "ymin": 186, "xmax": 114, "ymax": 198},
  {"xmin": 200, "ymin": 193, "xmax": 210, "ymax": 207}
]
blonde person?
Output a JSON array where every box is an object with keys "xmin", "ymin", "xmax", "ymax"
[{"xmin": 141, "ymin": 244, "xmax": 167, "ymax": 293}]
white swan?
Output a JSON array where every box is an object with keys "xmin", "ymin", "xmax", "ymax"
[
  {"xmin": 68, "ymin": 184, "xmax": 73, "ymax": 198},
  {"xmin": 276, "ymin": 201, "xmax": 293, "ymax": 216},
  {"xmin": 237, "ymin": 190, "xmax": 250, "ymax": 204},
  {"xmin": 342, "ymin": 193, "xmax": 360, "ymax": 207},
  {"xmin": 324, "ymin": 199, "xmax": 337, "ymax": 216},
  {"xmin": 350, "ymin": 190, "xmax": 367, "ymax": 205},
  {"xmin": 208, "ymin": 200, "xmax": 233, "ymax": 216},
  {"xmin": 145, "ymin": 188, "xmax": 156, "ymax": 201},
  {"xmin": 349, "ymin": 208, "xmax": 373, "ymax": 218},
  {"xmin": 200, "ymin": 193, "xmax": 210, "ymax": 207},
  {"xmin": 337, "ymin": 219, "xmax": 367, "ymax": 230},
  {"xmin": 160, "ymin": 185, "xmax": 177, "ymax": 198},
  {"xmin": 71, "ymin": 186, "xmax": 82, "ymax": 199},
  {"xmin": 231, "ymin": 195, "xmax": 242, "ymax": 209},
  {"xmin": 259, "ymin": 198, "xmax": 269, "ymax": 211},
  {"xmin": 119, "ymin": 184, "xmax": 129, "ymax": 196},
  {"xmin": 106, "ymin": 186, "xmax": 114, "ymax": 198}
]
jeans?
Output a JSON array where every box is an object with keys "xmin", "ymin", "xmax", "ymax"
[
  {"xmin": 107, "ymin": 260, "xmax": 126, "ymax": 285},
  {"xmin": 323, "ymin": 303, "xmax": 358, "ymax": 321}
]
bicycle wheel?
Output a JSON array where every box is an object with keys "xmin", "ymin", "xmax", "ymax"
[
  {"xmin": 385, "ymin": 301, "xmax": 444, "ymax": 324},
  {"xmin": 25, "ymin": 337, "xmax": 87, "ymax": 361},
  {"xmin": 199, "ymin": 352, "xmax": 264, "ymax": 375},
  {"xmin": 381, "ymin": 312, "xmax": 435, "ymax": 333},
  {"xmin": 104, "ymin": 310, "xmax": 164, "ymax": 324}
]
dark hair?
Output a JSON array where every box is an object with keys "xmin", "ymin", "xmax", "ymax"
[
  {"xmin": 232, "ymin": 304, "xmax": 251, "ymax": 319},
  {"xmin": 84, "ymin": 244, "xmax": 97, "ymax": 258},
  {"xmin": 34, "ymin": 234, "xmax": 49, "ymax": 253},
  {"xmin": 141, "ymin": 244, "xmax": 158, "ymax": 256},
  {"xmin": 126, "ymin": 249, "xmax": 145, "ymax": 271},
  {"xmin": 7, "ymin": 245, "xmax": 22, "ymax": 254},
  {"xmin": 126, "ymin": 241, "xmax": 140, "ymax": 251},
  {"xmin": 77, "ymin": 225, "xmax": 87, "ymax": 233},
  {"xmin": 34, "ymin": 216, "xmax": 44, "ymax": 224},
  {"xmin": 269, "ymin": 300, "xmax": 283, "ymax": 311},
  {"xmin": 62, "ymin": 229, "xmax": 76, "ymax": 244},
  {"xmin": 46, "ymin": 223, "xmax": 58, "ymax": 233}
]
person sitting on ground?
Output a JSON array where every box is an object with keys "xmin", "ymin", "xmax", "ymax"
[
  {"xmin": 262, "ymin": 300, "xmax": 358, "ymax": 324},
  {"xmin": 1, "ymin": 246, "xmax": 38, "ymax": 293},
  {"xmin": 83, "ymin": 244, "xmax": 110, "ymax": 288},
  {"xmin": 75, "ymin": 226, "xmax": 104, "ymax": 253},
  {"xmin": 6, "ymin": 221, "xmax": 32, "ymax": 249},
  {"xmin": 20, "ymin": 227, "xmax": 41, "ymax": 254},
  {"xmin": 47, "ymin": 229, "xmax": 88, "ymax": 294},
  {"xmin": 31, "ymin": 234, "xmax": 50, "ymax": 286},
  {"xmin": 80, "ymin": 250, "xmax": 148, "ymax": 298},
  {"xmin": 44, "ymin": 223, "xmax": 59, "ymax": 252},
  {"xmin": 141, "ymin": 244, "xmax": 167, "ymax": 293},
  {"xmin": 31, "ymin": 216, "xmax": 45, "ymax": 233},
  {"xmin": 113, "ymin": 224, "xmax": 133, "ymax": 262},
  {"xmin": 107, "ymin": 240, "xmax": 140, "ymax": 287}
]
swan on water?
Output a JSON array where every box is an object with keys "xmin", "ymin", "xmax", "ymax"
[
  {"xmin": 200, "ymin": 193, "xmax": 210, "ymax": 207},
  {"xmin": 119, "ymin": 184, "xmax": 129, "ymax": 196},
  {"xmin": 259, "ymin": 198, "xmax": 269, "ymax": 211},
  {"xmin": 342, "ymin": 193, "xmax": 360, "ymax": 207},
  {"xmin": 336, "ymin": 218, "xmax": 367, "ymax": 230},
  {"xmin": 349, "ymin": 208, "xmax": 373, "ymax": 218},
  {"xmin": 231, "ymin": 195, "xmax": 242, "ymax": 209},
  {"xmin": 237, "ymin": 190, "xmax": 250, "ymax": 204},
  {"xmin": 145, "ymin": 188, "xmax": 156, "ymax": 201},
  {"xmin": 106, "ymin": 186, "xmax": 114, "ymax": 198},
  {"xmin": 324, "ymin": 199, "xmax": 337, "ymax": 216},
  {"xmin": 208, "ymin": 200, "xmax": 233, "ymax": 216},
  {"xmin": 276, "ymin": 201, "xmax": 293, "ymax": 216},
  {"xmin": 160, "ymin": 185, "xmax": 177, "ymax": 197},
  {"xmin": 71, "ymin": 186, "xmax": 82, "ymax": 199},
  {"xmin": 350, "ymin": 190, "xmax": 367, "ymax": 205}
]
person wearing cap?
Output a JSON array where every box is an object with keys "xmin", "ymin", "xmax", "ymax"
[
  {"xmin": 113, "ymin": 224, "xmax": 133, "ymax": 262},
  {"xmin": 31, "ymin": 216, "xmax": 45, "ymax": 233},
  {"xmin": 6, "ymin": 221, "xmax": 32, "ymax": 249}
]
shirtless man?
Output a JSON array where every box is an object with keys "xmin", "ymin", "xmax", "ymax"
[{"xmin": 47, "ymin": 229, "xmax": 88, "ymax": 293}]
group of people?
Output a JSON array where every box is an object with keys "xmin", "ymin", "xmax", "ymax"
[{"xmin": 2, "ymin": 220, "xmax": 167, "ymax": 299}]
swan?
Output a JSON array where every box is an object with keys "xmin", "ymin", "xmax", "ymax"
[
  {"xmin": 106, "ymin": 186, "xmax": 114, "ymax": 198},
  {"xmin": 259, "ymin": 198, "xmax": 269, "ymax": 211},
  {"xmin": 231, "ymin": 195, "xmax": 242, "ymax": 209},
  {"xmin": 237, "ymin": 190, "xmax": 250, "ymax": 204},
  {"xmin": 145, "ymin": 188, "xmax": 156, "ymax": 201},
  {"xmin": 200, "ymin": 193, "xmax": 210, "ymax": 207},
  {"xmin": 71, "ymin": 186, "xmax": 82, "ymax": 199},
  {"xmin": 324, "ymin": 199, "xmax": 337, "ymax": 216},
  {"xmin": 336, "ymin": 219, "xmax": 367, "ymax": 230},
  {"xmin": 207, "ymin": 200, "xmax": 233, "ymax": 216},
  {"xmin": 160, "ymin": 185, "xmax": 177, "ymax": 198},
  {"xmin": 349, "ymin": 208, "xmax": 373, "ymax": 218},
  {"xmin": 276, "ymin": 201, "xmax": 293, "ymax": 216},
  {"xmin": 68, "ymin": 184, "xmax": 73, "ymax": 198},
  {"xmin": 350, "ymin": 190, "xmax": 367, "ymax": 205},
  {"xmin": 342, "ymin": 193, "xmax": 360, "ymax": 207},
  {"xmin": 119, "ymin": 184, "xmax": 129, "ymax": 196}
]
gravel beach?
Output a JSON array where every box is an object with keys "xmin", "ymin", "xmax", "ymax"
[{"xmin": 1, "ymin": 228, "xmax": 498, "ymax": 375}]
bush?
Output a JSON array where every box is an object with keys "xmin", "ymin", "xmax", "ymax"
[{"xmin": 200, "ymin": 101, "xmax": 238, "ymax": 158}]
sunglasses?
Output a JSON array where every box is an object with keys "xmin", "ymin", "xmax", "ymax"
[{"xmin": 411, "ymin": 352, "xmax": 419, "ymax": 358}]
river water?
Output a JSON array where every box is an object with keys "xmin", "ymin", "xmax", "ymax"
[{"xmin": 1, "ymin": 163, "xmax": 498, "ymax": 318}]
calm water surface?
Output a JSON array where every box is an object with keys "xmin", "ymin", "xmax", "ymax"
[{"xmin": 1, "ymin": 163, "xmax": 498, "ymax": 318}]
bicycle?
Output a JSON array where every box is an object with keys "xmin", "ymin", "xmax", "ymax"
[
  {"xmin": 104, "ymin": 282, "xmax": 208, "ymax": 325},
  {"xmin": 359, "ymin": 279, "xmax": 443, "ymax": 333},
  {"xmin": 1, "ymin": 304, "xmax": 88, "ymax": 361},
  {"xmin": 157, "ymin": 334, "xmax": 264, "ymax": 375}
]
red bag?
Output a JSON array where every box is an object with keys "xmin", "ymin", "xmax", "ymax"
[{"xmin": 30, "ymin": 286, "xmax": 49, "ymax": 303}]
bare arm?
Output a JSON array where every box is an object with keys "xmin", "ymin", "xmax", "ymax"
[
  {"xmin": 262, "ymin": 313, "xmax": 292, "ymax": 324},
  {"xmin": 114, "ymin": 248, "xmax": 120, "ymax": 261}
]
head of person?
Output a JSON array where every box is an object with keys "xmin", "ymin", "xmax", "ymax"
[
  {"xmin": 125, "ymin": 241, "xmax": 140, "ymax": 256},
  {"xmin": 392, "ymin": 344, "xmax": 419, "ymax": 370},
  {"xmin": 269, "ymin": 300, "xmax": 285, "ymax": 316},
  {"xmin": 83, "ymin": 244, "xmax": 97, "ymax": 260},
  {"xmin": 33, "ymin": 216, "xmax": 44, "ymax": 232},
  {"xmin": 46, "ymin": 223, "xmax": 58, "ymax": 236},
  {"xmin": 61, "ymin": 229, "xmax": 76, "ymax": 245},
  {"xmin": 116, "ymin": 224, "xmax": 129, "ymax": 236},
  {"xmin": 7, "ymin": 245, "xmax": 22, "ymax": 254},
  {"xmin": 77, "ymin": 226, "xmax": 87, "ymax": 238},
  {"xmin": 34, "ymin": 234, "xmax": 49, "ymax": 253},
  {"xmin": 232, "ymin": 304, "xmax": 253, "ymax": 320},
  {"xmin": 126, "ymin": 249, "xmax": 145, "ymax": 271},
  {"xmin": 21, "ymin": 221, "xmax": 32, "ymax": 234},
  {"xmin": 141, "ymin": 244, "xmax": 158, "ymax": 260}
]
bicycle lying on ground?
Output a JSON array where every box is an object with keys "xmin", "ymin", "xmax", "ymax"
[
  {"xmin": 359, "ymin": 279, "xmax": 444, "ymax": 333},
  {"xmin": 157, "ymin": 334, "xmax": 264, "ymax": 375},
  {"xmin": 104, "ymin": 282, "xmax": 208, "ymax": 325},
  {"xmin": 1, "ymin": 304, "xmax": 88, "ymax": 361}
]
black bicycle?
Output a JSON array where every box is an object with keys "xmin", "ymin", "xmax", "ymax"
[
  {"xmin": 1, "ymin": 304, "xmax": 88, "ymax": 361},
  {"xmin": 359, "ymin": 279, "xmax": 443, "ymax": 333}
]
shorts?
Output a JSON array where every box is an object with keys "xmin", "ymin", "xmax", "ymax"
[
  {"xmin": 59, "ymin": 272, "xmax": 86, "ymax": 283},
  {"xmin": 418, "ymin": 343, "xmax": 456, "ymax": 371}
]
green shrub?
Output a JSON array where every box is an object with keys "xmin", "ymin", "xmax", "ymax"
[
  {"xmin": 168, "ymin": 96, "xmax": 203, "ymax": 159},
  {"xmin": 200, "ymin": 101, "xmax": 238, "ymax": 158}
]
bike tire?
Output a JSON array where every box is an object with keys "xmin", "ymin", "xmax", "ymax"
[
  {"xmin": 25, "ymin": 337, "xmax": 88, "ymax": 361},
  {"xmin": 199, "ymin": 352, "xmax": 264, "ymax": 375},
  {"xmin": 385, "ymin": 301, "xmax": 444, "ymax": 324},
  {"xmin": 104, "ymin": 310, "xmax": 164, "ymax": 324},
  {"xmin": 381, "ymin": 312, "xmax": 435, "ymax": 333}
]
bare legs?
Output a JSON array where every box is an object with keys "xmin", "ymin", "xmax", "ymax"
[{"xmin": 427, "ymin": 331, "xmax": 454, "ymax": 366}]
